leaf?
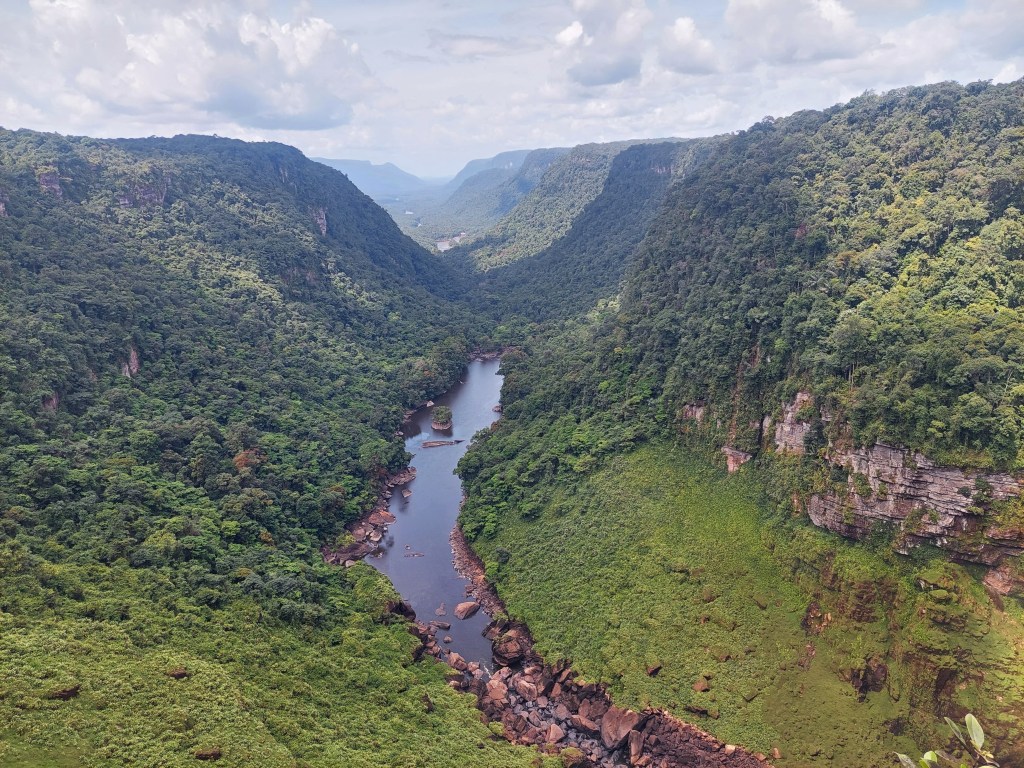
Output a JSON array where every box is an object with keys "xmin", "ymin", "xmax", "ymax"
[
  {"xmin": 945, "ymin": 716, "xmax": 967, "ymax": 747},
  {"xmin": 896, "ymin": 754, "xmax": 917, "ymax": 768},
  {"xmin": 965, "ymin": 713, "xmax": 985, "ymax": 750},
  {"xmin": 920, "ymin": 751, "xmax": 939, "ymax": 767}
]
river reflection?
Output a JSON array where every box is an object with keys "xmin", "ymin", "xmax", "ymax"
[{"xmin": 368, "ymin": 357, "xmax": 503, "ymax": 667}]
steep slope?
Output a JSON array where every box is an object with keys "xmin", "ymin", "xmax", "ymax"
[
  {"xmin": 0, "ymin": 129, "xmax": 545, "ymax": 767},
  {"xmin": 453, "ymin": 138, "xmax": 683, "ymax": 272},
  {"xmin": 381, "ymin": 147, "xmax": 568, "ymax": 248},
  {"xmin": 468, "ymin": 139, "xmax": 719, "ymax": 321},
  {"xmin": 445, "ymin": 149, "xmax": 533, "ymax": 190},
  {"xmin": 459, "ymin": 80, "xmax": 1024, "ymax": 765},
  {"xmin": 434, "ymin": 147, "xmax": 570, "ymax": 238}
]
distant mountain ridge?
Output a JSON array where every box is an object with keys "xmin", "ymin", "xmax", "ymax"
[
  {"xmin": 377, "ymin": 146, "xmax": 570, "ymax": 249},
  {"xmin": 312, "ymin": 156, "xmax": 432, "ymax": 198},
  {"xmin": 443, "ymin": 149, "xmax": 533, "ymax": 192}
]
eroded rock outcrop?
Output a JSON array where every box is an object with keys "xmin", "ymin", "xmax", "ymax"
[
  {"xmin": 773, "ymin": 391, "xmax": 812, "ymax": 455},
  {"xmin": 37, "ymin": 169, "xmax": 63, "ymax": 198},
  {"xmin": 769, "ymin": 392, "xmax": 1024, "ymax": 568},
  {"xmin": 312, "ymin": 206, "xmax": 328, "ymax": 236},
  {"xmin": 680, "ymin": 403, "xmax": 706, "ymax": 423},
  {"xmin": 721, "ymin": 446, "xmax": 752, "ymax": 473},
  {"xmin": 121, "ymin": 345, "xmax": 141, "ymax": 378},
  {"xmin": 805, "ymin": 442, "xmax": 1024, "ymax": 565},
  {"xmin": 118, "ymin": 175, "xmax": 171, "ymax": 208}
]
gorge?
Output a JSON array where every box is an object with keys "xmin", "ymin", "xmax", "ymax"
[{"xmin": 2, "ymin": 77, "xmax": 1024, "ymax": 768}]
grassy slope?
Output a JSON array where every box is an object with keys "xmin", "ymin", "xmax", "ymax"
[
  {"xmin": 471, "ymin": 442, "xmax": 986, "ymax": 766},
  {"xmin": 0, "ymin": 561, "xmax": 550, "ymax": 768}
]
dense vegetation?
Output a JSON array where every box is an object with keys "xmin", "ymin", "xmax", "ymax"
[
  {"xmin": 467, "ymin": 140, "xmax": 719, "ymax": 322},
  {"xmin": 452, "ymin": 139, "xmax": 674, "ymax": 272},
  {"xmin": 0, "ymin": 128, "xmax": 549, "ymax": 766},
  {"xmin": 459, "ymin": 80, "xmax": 1024, "ymax": 764},
  {"xmin": 6, "ymin": 78, "xmax": 1024, "ymax": 767},
  {"xmin": 619, "ymin": 80, "xmax": 1024, "ymax": 469},
  {"xmin": 380, "ymin": 148, "xmax": 564, "ymax": 248}
]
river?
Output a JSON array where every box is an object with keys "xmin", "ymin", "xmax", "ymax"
[{"xmin": 368, "ymin": 356, "xmax": 502, "ymax": 666}]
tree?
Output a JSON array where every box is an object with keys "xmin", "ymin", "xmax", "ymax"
[{"xmin": 431, "ymin": 405, "xmax": 453, "ymax": 429}]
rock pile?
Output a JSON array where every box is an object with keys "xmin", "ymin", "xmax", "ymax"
[
  {"xmin": 437, "ymin": 618, "xmax": 768, "ymax": 768},
  {"xmin": 321, "ymin": 467, "xmax": 415, "ymax": 565},
  {"xmin": 446, "ymin": 525, "xmax": 770, "ymax": 766}
]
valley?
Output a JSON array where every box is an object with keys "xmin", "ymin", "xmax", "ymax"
[{"xmin": 2, "ymin": 77, "xmax": 1024, "ymax": 768}]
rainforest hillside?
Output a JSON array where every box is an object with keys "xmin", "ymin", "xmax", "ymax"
[
  {"xmin": 459, "ymin": 80, "xmax": 1024, "ymax": 765},
  {"xmin": 465, "ymin": 139, "xmax": 721, "ymax": 322},
  {"xmin": 0, "ymin": 128, "xmax": 550, "ymax": 767},
  {"xmin": 451, "ymin": 139, "xmax": 685, "ymax": 272}
]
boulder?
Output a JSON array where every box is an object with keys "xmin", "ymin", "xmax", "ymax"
[
  {"xmin": 628, "ymin": 730, "xmax": 644, "ymax": 764},
  {"xmin": 547, "ymin": 723, "xmax": 566, "ymax": 743},
  {"xmin": 513, "ymin": 678, "xmax": 540, "ymax": 700},
  {"xmin": 484, "ymin": 678, "xmax": 509, "ymax": 705},
  {"xmin": 600, "ymin": 705, "xmax": 645, "ymax": 750},
  {"xmin": 570, "ymin": 715, "xmax": 600, "ymax": 735},
  {"xmin": 493, "ymin": 630, "xmax": 528, "ymax": 666},
  {"xmin": 447, "ymin": 652, "xmax": 468, "ymax": 671},
  {"xmin": 454, "ymin": 601, "xmax": 481, "ymax": 620}
]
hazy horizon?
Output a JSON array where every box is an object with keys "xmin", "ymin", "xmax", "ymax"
[{"xmin": 1, "ymin": 0, "xmax": 1021, "ymax": 177}]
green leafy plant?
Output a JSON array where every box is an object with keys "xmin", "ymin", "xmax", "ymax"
[{"xmin": 896, "ymin": 715, "xmax": 999, "ymax": 768}]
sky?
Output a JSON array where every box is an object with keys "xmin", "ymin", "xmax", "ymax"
[{"xmin": 1, "ymin": 0, "xmax": 1022, "ymax": 177}]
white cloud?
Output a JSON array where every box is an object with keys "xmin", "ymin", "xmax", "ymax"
[
  {"xmin": 658, "ymin": 17, "xmax": 717, "ymax": 74},
  {"xmin": 725, "ymin": 0, "xmax": 872, "ymax": 65},
  {"xmin": 556, "ymin": 20, "xmax": 585, "ymax": 47},
  {"xmin": 6, "ymin": 0, "xmax": 373, "ymax": 132},
  {"xmin": 428, "ymin": 30, "xmax": 527, "ymax": 60},
  {"xmin": 558, "ymin": 0, "xmax": 653, "ymax": 87},
  {"xmin": 1, "ymin": 0, "xmax": 1022, "ymax": 178}
]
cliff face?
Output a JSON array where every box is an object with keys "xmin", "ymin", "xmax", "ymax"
[
  {"xmin": 805, "ymin": 443, "xmax": 1024, "ymax": 565},
  {"xmin": 773, "ymin": 391, "xmax": 812, "ymax": 455},
  {"xmin": 772, "ymin": 394, "xmax": 1024, "ymax": 575}
]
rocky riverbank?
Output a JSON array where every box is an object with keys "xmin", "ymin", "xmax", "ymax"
[
  {"xmin": 321, "ymin": 466, "xmax": 417, "ymax": 566},
  {"xmin": 447, "ymin": 528, "xmax": 771, "ymax": 768}
]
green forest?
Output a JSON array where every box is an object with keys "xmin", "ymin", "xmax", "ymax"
[
  {"xmin": 3, "ymin": 78, "xmax": 1024, "ymax": 768},
  {"xmin": 0, "ymin": 129, "xmax": 548, "ymax": 767},
  {"xmin": 458, "ymin": 80, "xmax": 1024, "ymax": 766}
]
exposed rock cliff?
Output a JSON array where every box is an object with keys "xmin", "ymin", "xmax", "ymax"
[
  {"xmin": 721, "ymin": 445, "xmax": 752, "ymax": 473},
  {"xmin": 773, "ymin": 391, "xmax": 812, "ymax": 455},
  {"xmin": 37, "ymin": 169, "xmax": 62, "ymax": 198},
  {"xmin": 805, "ymin": 442, "xmax": 1024, "ymax": 565},
  {"xmin": 771, "ymin": 394, "xmax": 1024, "ymax": 574},
  {"xmin": 118, "ymin": 175, "xmax": 170, "ymax": 208}
]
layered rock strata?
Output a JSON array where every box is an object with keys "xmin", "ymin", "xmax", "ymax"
[
  {"xmin": 770, "ymin": 393, "xmax": 1024, "ymax": 574},
  {"xmin": 805, "ymin": 442, "xmax": 1024, "ymax": 565}
]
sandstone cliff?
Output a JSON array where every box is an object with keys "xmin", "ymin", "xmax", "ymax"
[{"xmin": 772, "ymin": 393, "xmax": 1024, "ymax": 579}]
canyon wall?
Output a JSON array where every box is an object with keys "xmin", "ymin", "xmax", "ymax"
[{"xmin": 772, "ymin": 393, "xmax": 1024, "ymax": 578}]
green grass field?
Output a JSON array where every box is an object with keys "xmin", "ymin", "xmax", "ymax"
[{"xmin": 472, "ymin": 444, "xmax": 938, "ymax": 766}]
